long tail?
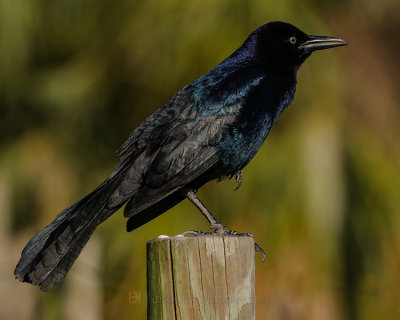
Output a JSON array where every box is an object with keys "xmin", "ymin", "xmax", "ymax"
[{"xmin": 14, "ymin": 176, "xmax": 126, "ymax": 292}]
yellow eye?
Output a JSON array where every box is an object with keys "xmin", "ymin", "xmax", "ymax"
[{"xmin": 289, "ymin": 36, "xmax": 297, "ymax": 45}]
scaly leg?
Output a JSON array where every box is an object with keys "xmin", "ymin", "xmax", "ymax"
[
  {"xmin": 186, "ymin": 190, "xmax": 229, "ymax": 235},
  {"xmin": 234, "ymin": 170, "xmax": 242, "ymax": 191},
  {"xmin": 184, "ymin": 189, "xmax": 266, "ymax": 261}
]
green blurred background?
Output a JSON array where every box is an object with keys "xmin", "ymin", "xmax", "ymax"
[{"xmin": 1, "ymin": 0, "xmax": 399, "ymax": 319}]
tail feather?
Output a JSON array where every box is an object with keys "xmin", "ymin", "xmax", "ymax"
[{"xmin": 14, "ymin": 178, "xmax": 125, "ymax": 291}]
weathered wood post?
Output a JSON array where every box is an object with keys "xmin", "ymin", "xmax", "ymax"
[{"xmin": 147, "ymin": 235, "xmax": 255, "ymax": 319}]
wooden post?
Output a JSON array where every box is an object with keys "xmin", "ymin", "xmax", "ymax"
[{"xmin": 147, "ymin": 235, "xmax": 255, "ymax": 319}]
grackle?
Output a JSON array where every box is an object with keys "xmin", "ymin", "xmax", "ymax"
[{"xmin": 15, "ymin": 21, "xmax": 347, "ymax": 291}]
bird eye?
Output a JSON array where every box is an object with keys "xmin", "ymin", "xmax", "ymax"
[{"xmin": 289, "ymin": 36, "xmax": 297, "ymax": 45}]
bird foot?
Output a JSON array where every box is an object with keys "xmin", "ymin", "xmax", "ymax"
[
  {"xmin": 211, "ymin": 222, "xmax": 236, "ymax": 235},
  {"xmin": 183, "ymin": 224, "xmax": 266, "ymax": 262},
  {"xmin": 182, "ymin": 222, "xmax": 233, "ymax": 236}
]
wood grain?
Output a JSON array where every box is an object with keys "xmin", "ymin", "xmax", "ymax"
[{"xmin": 147, "ymin": 235, "xmax": 255, "ymax": 319}]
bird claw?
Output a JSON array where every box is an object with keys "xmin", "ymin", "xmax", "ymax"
[
  {"xmin": 183, "ymin": 227, "xmax": 265, "ymax": 262},
  {"xmin": 254, "ymin": 242, "xmax": 266, "ymax": 262},
  {"xmin": 234, "ymin": 170, "xmax": 242, "ymax": 191}
]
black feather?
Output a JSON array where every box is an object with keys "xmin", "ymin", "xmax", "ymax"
[{"xmin": 15, "ymin": 21, "xmax": 347, "ymax": 290}]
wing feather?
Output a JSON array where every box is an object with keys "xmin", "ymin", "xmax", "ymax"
[{"xmin": 115, "ymin": 66, "xmax": 266, "ymax": 218}]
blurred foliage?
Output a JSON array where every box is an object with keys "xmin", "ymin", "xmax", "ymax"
[{"xmin": 1, "ymin": 0, "xmax": 400, "ymax": 319}]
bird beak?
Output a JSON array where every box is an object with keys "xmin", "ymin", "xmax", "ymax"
[{"xmin": 299, "ymin": 35, "xmax": 348, "ymax": 52}]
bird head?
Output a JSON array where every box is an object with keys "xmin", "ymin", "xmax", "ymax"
[{"xmin": 249, "ymin": 21, "xmax": 348, "ymax": 72}]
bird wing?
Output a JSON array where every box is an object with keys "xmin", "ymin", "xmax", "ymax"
[
  {"xmin": 110, "ymin": 67, "xmax": 265, "ymax": 217},
  {"xmin": 121, "ymin": 94, "xmax": 244, "ymax": 217}
]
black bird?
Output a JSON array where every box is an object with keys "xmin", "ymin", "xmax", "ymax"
[{"xmin": 15, "ymin": 21, "xmax": 347, "ymax": 291}]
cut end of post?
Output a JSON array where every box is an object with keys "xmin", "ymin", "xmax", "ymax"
[{"xmin": 147, "ymin": 235, "xmax": 256, "ymax": 319}]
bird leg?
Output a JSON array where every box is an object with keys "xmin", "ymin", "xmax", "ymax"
[
  {"xmin": 184, "ymin": 190, "xmax": 266, "ymax": 261},
  {"xmin": 234, "ymin": 170, "xmax": 242, "ymax": 191},
  {"xmin": 186, "ymin": 190, "xmax": 229, "ymax": 235}
]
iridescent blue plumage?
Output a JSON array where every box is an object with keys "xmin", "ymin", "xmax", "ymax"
[{"xmin": 14, "ymin": 21, "xmax": 347, "ymax": 291}]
